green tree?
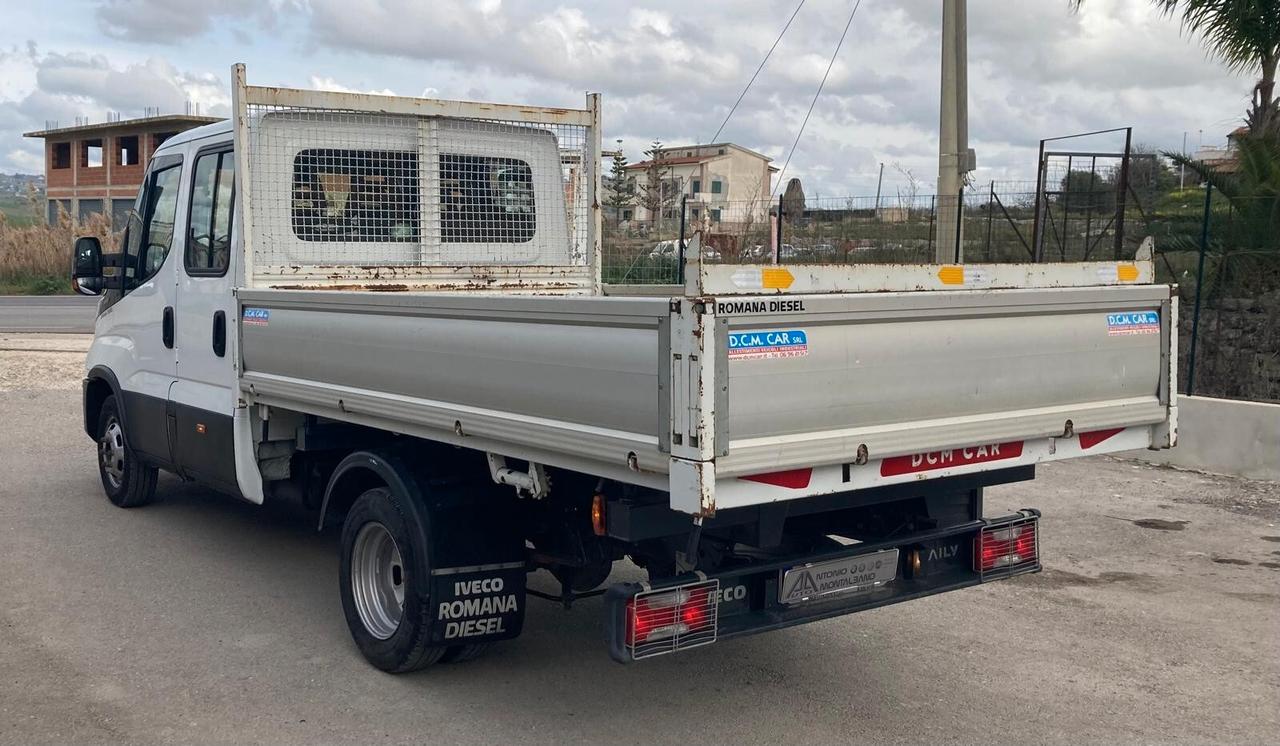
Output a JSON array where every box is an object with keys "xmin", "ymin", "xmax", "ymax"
[
  {"xmin": 781, "ymin": 178, "xmax": 806, "ymax": 223},
  {"xmin": 637, "ymin": 139, "xmax": 683, "ymax": 235},
  {"xmin": 1058, "ymin": 169, "xmax": 1114, "ymax": 211},
  {"xmin": 1071, "ymin": 1, "xmax": 1280, "ymax": 132},
  {"xmin": 604, "ymin": 148, "xmax": 636, "ymax": 225},
  {"xmin": 1170, "ymin": 133, "xmax": 1280, "ymax": 252}
]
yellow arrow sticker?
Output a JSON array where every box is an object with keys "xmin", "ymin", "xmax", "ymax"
[
  {"xmin": 761, "ymin": 267, "xmax": 795, "ymax": 290},
  {"xmin": 937, "ymin": 266, "xmax": 965, "ymax": 285},
  {"xmin": 1117, "ymin": 263, "xmax": 1140, "ymax": 282}
]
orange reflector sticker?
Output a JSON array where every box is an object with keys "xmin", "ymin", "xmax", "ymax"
[
  {"xmin": 1117, "ymin": 263, "xmax": 1139, "ymax": 282},
  {"xmin": 761, "ymin": 268, "xmax": 794, "ymax": 290},
  {"xmin": 937, "ymin": 266, "xmax": 965, "ymax": 285}
]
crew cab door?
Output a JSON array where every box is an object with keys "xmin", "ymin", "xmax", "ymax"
[
  {"xmin": 103, "ymin": 154, "xmax": 185, "ymax": 466},
  {"xmin": 171, "ymin": 144, "xmax": 239, "ymax": 491}
]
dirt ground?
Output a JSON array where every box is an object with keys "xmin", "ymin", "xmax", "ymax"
[{"xmin": 1, "ymin": 334, "xmax": 1277, "ymax": 745}]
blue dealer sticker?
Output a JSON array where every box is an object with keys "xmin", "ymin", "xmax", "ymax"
[
  {"xmin": 1106, "ymin": 311, "xmax": 1159, "ymax": 336},
  {"xmin": 243, "ymin": 308, "xmax": 270, "ymax": 326},
  {"xmin": 728, "ymin": 329, "xmax": 809, "ymax": 360}
]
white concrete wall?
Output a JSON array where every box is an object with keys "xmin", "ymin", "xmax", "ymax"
[{"xmin": 1123, "ymin": 395, "xmax": 1280, "ymax": 481}]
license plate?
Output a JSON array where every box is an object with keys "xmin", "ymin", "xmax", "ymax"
[{"xmin": 779, "ymin": 549, "xmax": 899, "ymax": 605}]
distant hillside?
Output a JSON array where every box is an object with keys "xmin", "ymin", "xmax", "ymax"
[{"xmin": 0, "ymin": 174, "xmax": 45, "ymax": 227}]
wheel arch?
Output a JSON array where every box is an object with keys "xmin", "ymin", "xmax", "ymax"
[
  {"xmin": 317, "ymin": 450, "xmax": 431, "ymax": 539},
  {"xmin": 84, "ymin": 366, "xmax": 122, "ymax": 439}
]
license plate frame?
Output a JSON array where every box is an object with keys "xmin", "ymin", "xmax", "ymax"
[{"xmin": 778, "ymin": 548, "xmax": 900, "ymax": 605}]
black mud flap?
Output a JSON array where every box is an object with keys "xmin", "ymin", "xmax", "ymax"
[
  {"xmin": 423, "ymin": 490, "xmax": 527, "ymax": 646},
  {"xmin": 428, "ymin": 563, "xmax": 527, "ymax": 645}
]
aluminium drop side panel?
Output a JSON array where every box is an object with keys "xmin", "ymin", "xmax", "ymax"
[
  {"xmin": 236, "ymin": 290, "xmax": 673, "ymax": 488},
  {"xmin": 712, "ymin": 284, "xmax": 1173, "ymax": 479}
]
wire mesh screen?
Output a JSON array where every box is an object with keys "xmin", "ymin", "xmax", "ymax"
[{"xmin": 243, "ymin": 103, "xmax": 593, "ymax": 275}]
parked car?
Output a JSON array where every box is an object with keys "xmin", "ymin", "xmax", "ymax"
[{"xmin": 650, "ymin": 240, "xmax": 720, "ymax": 262}]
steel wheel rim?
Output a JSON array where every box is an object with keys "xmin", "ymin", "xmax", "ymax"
[
  {"xmin": 99, "ymin": 419, "xmax": 125, "ymax": 490},
  {"xmin": 351, "ymin": 522, "xmax": 405, "ymax": 640}
]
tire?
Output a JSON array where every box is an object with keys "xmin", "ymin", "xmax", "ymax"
[
  {"xmin": 96, "ymin": 395, "xmax": 158, "ymax": 508},
  {"xmin": 441, "ymin": 643, "xmax": 491, "ymax": 664},
  {"xmin": 339, "ymin": 487, "xmax": 446, "ymax": 673}
]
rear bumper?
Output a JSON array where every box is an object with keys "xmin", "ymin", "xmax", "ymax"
[{"xmin": 605, "ymin": 510, "xmax": 1040, "ymax": 663}]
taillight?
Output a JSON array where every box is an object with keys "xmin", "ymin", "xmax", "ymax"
[
  {"xmin": 975, "ymin": 518, "xmax": 1039, "ymax": 576},
  {"xmin": 625, "ymin": 579, "xmax": 719, "ymax": 660}
]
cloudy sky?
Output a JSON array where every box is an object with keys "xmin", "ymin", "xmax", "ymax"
[{"xmin": 0, "ymin": 0, "xmax": 1252, "ymax": 196}]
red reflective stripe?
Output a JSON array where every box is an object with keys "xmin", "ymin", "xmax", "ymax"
[
  {"xmin": 1079, "ymin": 427, "xmax": 1125, "ymax": 450},
  {"xmin": 739, "ymin": 468, "xmax": 813, "ymax": 489},
  {"xmin": 880, "ymin": 441, "xmax": 1024, "ymax": 477}
]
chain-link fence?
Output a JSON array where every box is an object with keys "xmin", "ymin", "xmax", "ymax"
[
  {"xmin": 601, "ymin": 182, "xmax": 1150, "ymax": 283},
  {"xmin": 1165, "ymin": 190, "xmax": 1280, "ymax": 403}
]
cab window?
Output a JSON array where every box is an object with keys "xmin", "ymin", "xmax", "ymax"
[
  {"xmin": 186, "ymin": 150, "xmax": 235, "ymax": 275},
  {"xmin": 123, "ymin": 162, "xmax": 183, "ymax": 289}
]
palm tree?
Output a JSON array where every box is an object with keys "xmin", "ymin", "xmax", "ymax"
[
  {"xmin": 1169, "ymin": 136, "xmax": 1280, "ymax": 252},
  {"xmin": 1072, "ymin": 1, "xmax": 1280, "ymax": 132}
]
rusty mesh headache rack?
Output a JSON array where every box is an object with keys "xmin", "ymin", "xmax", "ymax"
[{"xmin": 232, "ymin": 64, "xmax": 602, "ymax": 293}]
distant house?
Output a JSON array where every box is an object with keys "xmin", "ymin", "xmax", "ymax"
[
  {"xmin": 24, "ymin": 114, "xmax": 223, "ymax": 226},
  {"xmin": 1193, "ymin": 126, "xmax": 1249, "ymax": 174},
  {"xmin": 619, "ymin": 143, "xmax": 777, "ymax": 225}
]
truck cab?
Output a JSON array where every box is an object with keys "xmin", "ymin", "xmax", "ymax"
[{"xmin": 77, "ymin": 121, "xmax": 244, "ymax": 504}]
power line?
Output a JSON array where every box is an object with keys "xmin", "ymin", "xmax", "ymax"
[
  {"xmin": 772, "ymin": 0, "xmax": 862, "ymax": 197},
  {"xmin": 706, "ymin": 0, "xmax": 807, "ymax": 145}
]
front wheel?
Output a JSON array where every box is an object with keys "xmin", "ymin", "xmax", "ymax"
[
  {"xmin": 339, "ymin": 487, "xmax": 446, "ymax": 672},
  {"xmin": 96, "ymin": 395, "xmax": 157, "ymax": 508}
]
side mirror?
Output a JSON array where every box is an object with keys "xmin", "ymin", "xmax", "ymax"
[{"xmin": 71, "ymin": 236, "xmax": 104, "ymax": 296}]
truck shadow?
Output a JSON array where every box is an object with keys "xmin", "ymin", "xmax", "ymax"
[{"xmin": 141, "ymin": 475, "xmax": 864, "ymax": 722}]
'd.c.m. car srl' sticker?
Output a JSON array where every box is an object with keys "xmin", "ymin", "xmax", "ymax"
[{"xmin": 728, "ymin": 329, "xmax": 809, "ymax": 360}]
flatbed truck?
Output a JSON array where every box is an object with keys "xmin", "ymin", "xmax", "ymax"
[{"xmin": 70, "ymin": 65, "xmax": 1176, "ymax": 670}]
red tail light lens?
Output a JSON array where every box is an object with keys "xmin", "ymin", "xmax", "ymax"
[
  {"xmin": 625, "ymin": 580, "xmax": 719, "ymax": 659},
  {"xmin": 975, "ymin": 521, "xmax": 1039, "ymax": 574}
]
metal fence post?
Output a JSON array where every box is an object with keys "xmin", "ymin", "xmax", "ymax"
[
  {"xmin": 1113, "ymin": 126, "xmax": 1133, "ymax": 259},
  {"xmin": 677, "ymin": 194, "xmax": 688, "ymax": 284},
  {"xmin": 1031, "ymin": 138, "xmax": 1047, "ymax": 262},
  {"xmin": 928, "ymin": 194, "xmax": 936, "ymax": 257},
  {"xmin": 1185, "ymin": 182, "xmax": 1212, "ymax": 396},
  {"xmin": 776, "ymin": 194, "xmax": 784, "ymax": 264},
  {"xmin": 985, "ymin": 180, "xmax": 995, "ymax": 259}
]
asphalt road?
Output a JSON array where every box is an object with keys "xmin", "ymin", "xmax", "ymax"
[
  {"xmin": 0, "ymin": 296, "xmax": 98, "ymax": 333},
  {"xmin": 1, "ymin": 337, "xmax": 1278, "ymax": 745}
]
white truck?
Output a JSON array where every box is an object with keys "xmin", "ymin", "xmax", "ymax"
[{"xmin": 70, "ymin": 66, "xmax": 1176, "ymax": 670}]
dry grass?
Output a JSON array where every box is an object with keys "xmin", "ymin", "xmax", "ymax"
[{"xmin": 0, "ymin": 200, "xmax": 114, "ymax": 293}]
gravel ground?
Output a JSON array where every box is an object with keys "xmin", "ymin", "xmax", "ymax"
[
  {"xmin": 1, "ymin": 335, "xmax": 1277, "ymax": 745},
  {"xmin": 0, "ymin": 334, "xmax": 89, "ymax": 392}
]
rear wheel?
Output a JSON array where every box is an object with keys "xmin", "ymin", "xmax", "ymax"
[
  {"xmin": 441, "ymin": 642, "xmax": 491, "ymax": 663},
  {"xmin": 339, "ymin": 487, "xmax": 446, "ymax": 672},
  {"xmin": 96, "ymin": 395, "xmax": 157, "ymax": 508}
]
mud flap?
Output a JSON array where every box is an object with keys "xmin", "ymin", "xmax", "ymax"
[{"xmin": 423, "ymin": 494, "xmax": 527, "ymax": 646}]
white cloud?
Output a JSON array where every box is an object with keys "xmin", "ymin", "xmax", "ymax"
[
  {"xmin": 0, "ymin": 50, "xmax": 231, "ymax": 172},
  {"xmin": 0, "ymin": 0, "xmax": 1255, "ymax": 197},
  {"xmin": 308, "ymin": 76, "xmax": 397, "ymax": 97},
  {"xmin": 4, "ymin": 147, "xmax": 42, "ymax": 173},
  {"xmin": 93, "ymin": 0, "xmax": 284, "ymax": 42}
]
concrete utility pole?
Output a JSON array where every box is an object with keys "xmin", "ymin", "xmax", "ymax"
[
  {"xmin": 936, "ymin": 0, "xmax": 975, "ymax": 263},
  {"xmin": 874, "ymin": 162, "xmax": 885, "ymax": 219}
]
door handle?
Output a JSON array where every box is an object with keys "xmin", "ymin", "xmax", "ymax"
[
  {"xmin": 212, "ymin": 310, "xmax": 226, "ymax": 358},
  {"xmin": 162, "ymin": 306, "xmax": 174, "ymax": 349}
]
